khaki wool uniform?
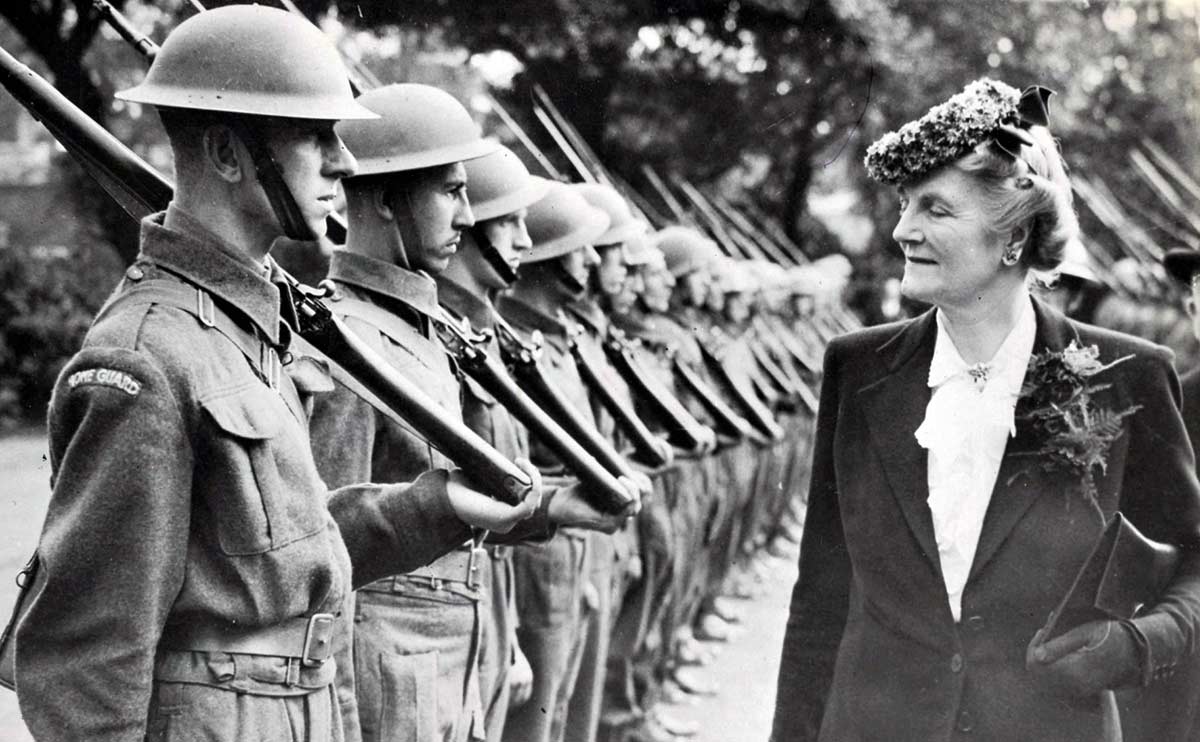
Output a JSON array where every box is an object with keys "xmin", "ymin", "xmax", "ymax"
[
  {"xmin": 437, "ymin": 276, "xmax": 559, "ymax": 742},
  {"xmin": 496, "ymin": 295, "xmax": 597, "ymax": 742},
  {"xmin": 15, "ymin": 207, "xmax": 470, "ymax": 742},
  {"xmin": 560, "ymin": 300, "xmax": 638, "ymax": 742},
  {"xmin": 308, "ymin": 251, "xmax": 485, "ymax": 742}
]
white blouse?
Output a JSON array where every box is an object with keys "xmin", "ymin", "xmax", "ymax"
[{"xmin": 915, "ymin": 297, "xmax": 1036, "ymax": 622}]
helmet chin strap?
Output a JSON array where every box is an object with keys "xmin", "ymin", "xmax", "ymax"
[
  {"xmin": 230, "ymin": 116, "xmax": 315, "ymax": 242},
  {"xmin": 554, "ymin": 260, "xmax": 586, "ymax": 297},
  {"xmin": 469, "ymin": 224, "xmax": 518, "ymax": 285}
]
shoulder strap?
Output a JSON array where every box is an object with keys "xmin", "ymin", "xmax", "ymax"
[
  {"xmin": 335, "ymin": 296, "xmax": 457, "ymax": 379},
  {"xmin": 97, "ymin": 280, "xmax": 303, "ymax": 422}
]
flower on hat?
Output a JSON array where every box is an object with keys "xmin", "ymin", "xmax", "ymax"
[{"xmin": 864, "ymin": 78, "xmax": 1022, "ymax": 185}]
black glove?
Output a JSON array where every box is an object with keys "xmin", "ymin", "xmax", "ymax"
[{"xmin": 1026, "ymin": 619, "xmax": 1141, "ymax": 697}]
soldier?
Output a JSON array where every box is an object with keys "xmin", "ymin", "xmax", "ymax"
[
  {"xmin": 497, "ymin": 182, "xmax": 616, "ymax": 742},
  {"xmin": 307, "ymin": 84, "xmax": 543, "ymax": 742},
  {"xmin": 435, "ymin": 146, "xmax": 638, "ymax": 742},
  {"xmin": 603, "ymin": 241, "xmax": 713, "ymax": 742},
  {"xmin": 12, "ymin": 8, "xmax": 537, "ymax": 742}
]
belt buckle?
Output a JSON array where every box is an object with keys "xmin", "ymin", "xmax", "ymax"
[{"xmin": 301, "ymin": 613, "xmax": 336, "ymax": 668}]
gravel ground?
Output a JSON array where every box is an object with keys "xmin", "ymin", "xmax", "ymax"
[{"xmin": 0, "ymin": 430, "xmax": 798, "ymax": 742}]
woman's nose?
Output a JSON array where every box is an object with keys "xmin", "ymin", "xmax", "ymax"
[{"xmin": 892, "ymin": 206, "xmax": 922, "ymax": 247}]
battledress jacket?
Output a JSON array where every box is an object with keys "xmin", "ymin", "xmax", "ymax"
[
  {"xmin": 772, "ymin": 299, "xmax": 1200, "ymax": 742},
  {"xmin": 15, "ymin": 209, "xmax": 471, "ymax": 742}
]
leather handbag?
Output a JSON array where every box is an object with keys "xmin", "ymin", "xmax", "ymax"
[{"xmin": 1042, "ymin": 513, "xmax": 1179, "ymax": 641}]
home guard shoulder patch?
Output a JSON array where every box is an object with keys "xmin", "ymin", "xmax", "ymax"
[{"xmin": 67, "ymin": 367, "xmax": 142, "ymax": 396}]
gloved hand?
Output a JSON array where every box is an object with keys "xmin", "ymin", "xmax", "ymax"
[{"xmin": 1026, "ymin": 620, "xmax": 1141, "ymax": 697}]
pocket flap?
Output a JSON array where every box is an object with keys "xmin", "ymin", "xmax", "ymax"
[{"xmin": 201, "ymin": 386, "xmax": 282, "ymax": 440}]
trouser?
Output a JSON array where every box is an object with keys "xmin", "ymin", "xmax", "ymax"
[
  {"xmin": 148, "ymin": 650, "xmax": 341, "ymax": 742},
  {"xmin": 479, "ymin": 545, "xmax": 517, "ymax": 742},
  {"xmin": 563, "ymin": 529, "xmax": 623, "ymax": 742},
  {"xmin": 352, "ymin": 555, "xmax": 486, "ymax": 742},
  {"xmin": 504, "ymin": 530, "xmax": 590, "ymax": 742},
  {"xmin": 606, "ymin": 465, "xmax": 678, "ymax": 716}
]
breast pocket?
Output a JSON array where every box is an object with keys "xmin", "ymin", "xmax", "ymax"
[{"xmin": 200, "ymin": 384, "xmax": 325, "ymax": 556}]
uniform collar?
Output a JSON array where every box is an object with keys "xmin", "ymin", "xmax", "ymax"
[
  {"xmin": 496, "ymin": 294, "xmax": 569, "ymax": 339},
  {"xmin": 141, "ymin": 206, "xmax": 284, "ymax": 346},
  {"xmin": 566, "ymin": 299, "xmax": 608, "ymax": 336},
  {"xmin": 327, "ymin": 250, "xmax": 441, "ymax": 320},
  {"xmin": 614, "ymin": 310, "xmax": 676, "ymax": 349},
  {"xmin": 437, "ymin": 276, "xmax": 496, "ymax": 331}
]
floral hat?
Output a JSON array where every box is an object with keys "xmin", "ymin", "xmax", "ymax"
[{"xmin": 864, "ymin": 78, "xmax": 1053, "ymax": 185}]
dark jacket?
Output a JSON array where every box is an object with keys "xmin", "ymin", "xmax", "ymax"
[{"xmin": 772, "ymin": 299, "xmax": 1200, "ymax": 742}]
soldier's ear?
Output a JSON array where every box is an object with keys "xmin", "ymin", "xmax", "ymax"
[
  {"xmin": 202, "ymin": 124, "xmax": 244, "ymax": 184},
  {"xmin": 373, "ymin": 183, "xmax": 396, "ymax": 222}
]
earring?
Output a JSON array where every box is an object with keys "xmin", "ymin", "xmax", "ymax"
[{"xmin": 1002, "ymin": 247, "xmax": 1021, "ymax": 266}]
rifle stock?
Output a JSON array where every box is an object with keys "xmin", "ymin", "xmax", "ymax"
[
  {"xmin": 0, "ymin": 40, "xmax": 532, "ymax": 505},
  {"xmin": 672, "ymin": 357, "xmax": 753, "ymax": 440},
  {"xmin": 699, "ymin": 343, "xmax": 784, "ymax": 440},
  {"xmin": 567, "ymin": 329, "xmax": 670, "ymax": 468},
  {"xmin": 494, "ymin": 319, "xmax": 644, "ymax": 484},
  {"xmin": 438, "ymin": 315, "xmax": 634, "ymax": 513},
  {"xmin": 602, "ymin": 331, "xmax": 712, "ymax": 451}
]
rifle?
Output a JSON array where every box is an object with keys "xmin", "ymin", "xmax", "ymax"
[
  {"xmin": 437, "ymin": 311, "xmax": 633, "ymax": 513},
  {"xmin": 493, "ymin": 316, "xmax": 646, "ymax": 484},
  {"xmin": 697, "ymin": 338, "xmax": 784, "ymax": 440},
  {"xmin": 567, "ymin": 323, "xmax": 671, "ymax": 467},
  {"xmin": 602, "ymin": 329, "xmax": 714, "ymax": 452},
  {"xmin": 0, "ymin": 42, "xmax": 534, "ymax": 504},
  {"xmin": 671, "ymin": 357, "xmax": 755, "ymax": 440},
  {"xmin": 484, "ymin": 92, "xmax": 564, "ymax": 180},
  {"xmin": 708, "ymin": 191, "xmax": 798, "ymax": 266}
]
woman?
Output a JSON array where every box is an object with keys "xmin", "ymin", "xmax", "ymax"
[{"xmin": 772, "ymin": 78, "xmax": 1200, "ymax": 742}]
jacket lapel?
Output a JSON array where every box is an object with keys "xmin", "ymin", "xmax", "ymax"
[
  {"xmin": 968, "ymin": 299, "xmax": 1077, "ymax": 581},
  {"xmin": 858, "ymin": 310, "xmax": 943, "ymax": 578}
]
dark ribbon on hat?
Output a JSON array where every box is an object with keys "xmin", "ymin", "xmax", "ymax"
[{"xmin": 992, "ymin": 85, "xmax": 1054, "ymax": 160}]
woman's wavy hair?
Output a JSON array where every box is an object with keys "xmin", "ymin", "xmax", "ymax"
[{"xmin": 954, "ymin": 126, "xmax": 1079, "ymax": 273}]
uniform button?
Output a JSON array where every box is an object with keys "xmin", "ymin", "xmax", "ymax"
[
  {"xmin": 125, "ymin": 264, "xmax": 144, "ymax": 281},
  {"xmin": 950, "ymin": 653, "xmax": 964, "ymax": 673},
  {"xmin": 958, "ymin": 711, "xmax": 974, "ymax": 732},
  {"xmin": 965, "ymin": 615, "xmax": 985, "ymax": 632}
]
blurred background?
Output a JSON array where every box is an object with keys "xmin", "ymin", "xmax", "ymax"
[{"xmin": 1, "ymin": 0, "xmax": 1199, "ymax": 430}]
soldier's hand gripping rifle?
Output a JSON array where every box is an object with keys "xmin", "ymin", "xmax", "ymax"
[
  {"xmin": 493, "ymin": 315, "xmax": 656, "ymax": 483},
  {"xmin": 0, "ymin": 42, "xmax": 535, "ymax": 504},
  {"xmin": 436, "ymin": 311, "xmax": 635, "ymax": 513}
]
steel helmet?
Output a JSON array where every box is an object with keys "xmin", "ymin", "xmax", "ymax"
[
  {"xmin": 622, "ymin": 231, "xmax": 655, "ymax": 266},
  {"xmin": 524, "ymin": 180, "xmax": 610, "ymax": 264},
  {"xmin": 465, "ymin": 145, "xmax": 551, "ymax": 222},
  {"xmin": 641, "ymin": 244, "xmax": 668, "ymax": 273},
  {"xmin": 715, "ymin": 258, "xmax": 756, "ymax": 294},
  {"xmin": 116, "ymin": 5, "xmax": 376, "ymax": 121},
  {"xmin": 653, "ymin": 226, "xmax": 721, "ymax": 278},
  {"xmin": 338, "ymin": 84, "xmax": 499, "ymax": 177},
  {"xmin": 573, "ymin": 183, "xmax": 647, "ymax": 247}
]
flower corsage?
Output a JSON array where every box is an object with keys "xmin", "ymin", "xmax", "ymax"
[{"xmin": 1014, "ymin": 341, "xmax": 1141, "ymax": 513}]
